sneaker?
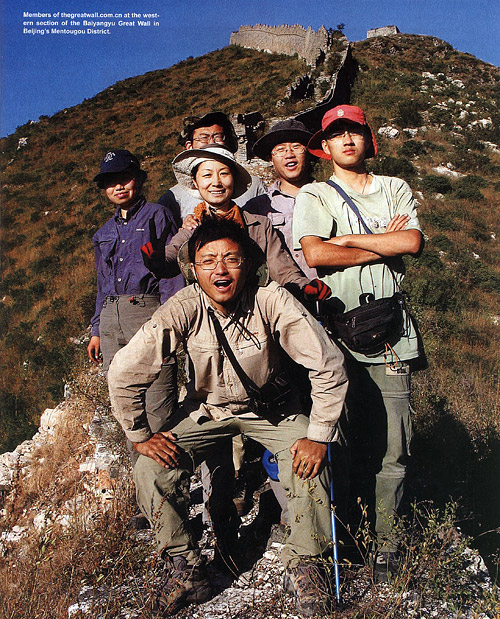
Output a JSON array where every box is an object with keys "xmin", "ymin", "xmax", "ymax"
[
  {"xmin": 148, "ymin": 556, "xmax": 212, "ymax": 616},
  {"xmin": 284, "ymin": 561, "xmax": 332, "ymax": 616},
  {"xmin": 373, "ymin": 550, "xmax": 400, "ymax": 583}
]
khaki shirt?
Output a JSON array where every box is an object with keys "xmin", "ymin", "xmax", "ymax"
[{"xmin": 108, "ymin": 281, "xmax": 347, "ymax": 444}]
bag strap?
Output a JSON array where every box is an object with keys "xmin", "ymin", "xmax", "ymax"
[
  {"xmin": 207, "ymin": 306, "xmax": 261, "ymax": 401},
  {"xmin": 326, "ymin": 180, "xmax": 373, "ymax": 235},
  {"xmin": 326, "ymin": 180, "xmax": 403, "ymax": 292}
]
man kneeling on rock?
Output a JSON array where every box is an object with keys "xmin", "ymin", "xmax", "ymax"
[{"xmin": 107, "ymin": 218, "xmax": 348, "ymax": 616}]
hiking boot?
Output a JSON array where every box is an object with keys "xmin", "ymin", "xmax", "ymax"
[
  {"xmin": 284, "ymin": 560, "xmax": 332, "ymax": 616},
  {"xmin": 373, "ymin": 550, "xmax": 400, "ymax": 583},
  {"xmin": 148, "ymin": 556, "xmax": 212, "ymax": 616},
  {"xmin": 127, "ymin": 510, "xmax": 151, "ymax": 531},
  {"xmin": 233, "ymin": 473, "xmax": 253, "ymax": 517}
]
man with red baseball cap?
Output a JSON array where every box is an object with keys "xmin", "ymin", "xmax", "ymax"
[{"xmin": 293, "ymin": 104, "xmax": 425, "ymax": 580}]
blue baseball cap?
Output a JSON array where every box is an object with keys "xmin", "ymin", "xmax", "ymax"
[
  {"xmin": 93, "ymin": 150, "xmax": 147, "ymax": 187},
  {"xmin": 262, "ymin": 449, "xmax": 280, "ymax": 481}
]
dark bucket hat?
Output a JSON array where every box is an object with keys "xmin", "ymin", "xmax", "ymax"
[{"xmin": 252, "ymin": 118, "xmax": 313, "ymax": 161}]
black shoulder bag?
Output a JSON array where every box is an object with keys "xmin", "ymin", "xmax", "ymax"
[
  {"xmin": 207, "ymin": 307, "xmax": 292, "ymax": 417},
  {"xmin": 324, "ymin": 180, "xmax": 405, "ymax": 356}
]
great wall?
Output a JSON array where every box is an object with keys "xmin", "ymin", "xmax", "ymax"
[{"xmin": 230, "ymin": 23, "xmax": 400, "ymax": 66}]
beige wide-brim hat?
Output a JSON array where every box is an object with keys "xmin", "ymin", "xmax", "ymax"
[{"xmin": 172, "ymin": 145, "xmax": 252, "ymax": 200}]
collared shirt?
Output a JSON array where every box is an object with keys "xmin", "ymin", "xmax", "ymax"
[
  {"xmin": 164, "ymin": 208, "xmax": 310, "ymax": 292},
  {"xmin": 90, "ymin": 197, "xmax": 184, "ymax": 336},
  {"xmin": 108, "ymin": 281, "xmax": 348, "ymax": 444},
  {"xmin": 244, "ymin": 180, "xmax": 317, "ymax": 279}
]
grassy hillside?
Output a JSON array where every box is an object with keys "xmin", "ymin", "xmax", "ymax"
[
  {"xmin": 1, "ymin": 33, "xmax": 499, "ymax": 564},
  {"xmin": 0, "ymin": 46, "xmax": 308, "ymax": 450}
]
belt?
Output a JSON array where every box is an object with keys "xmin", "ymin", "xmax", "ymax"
[{"xmin": 105, "ymin": 294, "xmax": 160, "ymax": 304}]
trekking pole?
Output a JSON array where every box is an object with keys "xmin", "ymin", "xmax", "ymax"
[
  {"xmin": 315, "ymin": 300, "xmax": 341, "ymax": 603},
  {"xmin": 328, "ymin": 442, "xmax": 341, "ymax": 604}
]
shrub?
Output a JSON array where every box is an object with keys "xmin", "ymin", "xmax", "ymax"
[
  {"xmin": 395, "ymin": 100, "xmax": 423, "ymax": 128},
  {"xmin": 367, "ymin": 155, "xmax": 415, "ymax": 180},
  {"xmin": 449, "ymin": 146, "xmax": 491, "ymax": 173},
  {"xmin": 431, "ymin": 234, "xmax": 453, "ymax": 252},
  {"xmin": 7, "ymin": 172, "xmax": 39, "ymax": 185},
  {"xmin": 31, "ymin": 255, "xmax": 61, "ymax": 276},
  {"xmin": 399, "ymin": 140, "xmax": 427, "ymax": 158},
  {"xmin": 454, "ymin": 186, "xmax": 485, "ymax": 201},
  {"xmin": 420, "ymin": 175, "xmax": 453, "ymax": 194}
]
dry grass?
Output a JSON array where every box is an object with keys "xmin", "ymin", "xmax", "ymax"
[{"xmin": 0, "ymin": 370, "xmax": 142, "ymax": 619}]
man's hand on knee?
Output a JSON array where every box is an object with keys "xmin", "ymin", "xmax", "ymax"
[
  {"xmin": 133, "ymin": 431, "xmax": 181, "ymax": 468},
  {"xmin": 290, "ymin": 438, "xmax": 327, "ymax": 480}
]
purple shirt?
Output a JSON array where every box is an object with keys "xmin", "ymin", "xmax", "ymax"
[
  {"xmin": 244, "ymin": 180, "xmax": 317, "ymax": 279},
  {"xmin": 90, "ymin": 197, "xmax": 184, "ymax": 336}
]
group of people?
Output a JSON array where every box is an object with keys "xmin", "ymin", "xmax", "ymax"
[{"xmin": 87, "ymin": 105, "xmax": 424, "ymax": 616}]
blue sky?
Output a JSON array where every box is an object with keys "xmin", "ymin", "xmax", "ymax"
[{"xmin": 1, "ymin": 0, "xmax": 498, "ymax": 137}]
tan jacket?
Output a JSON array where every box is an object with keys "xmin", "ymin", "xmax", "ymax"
[
  {"xmin": 165, "ymin": 209, "xmax": 310, "ymax": 290},
  {"xmin": 108, "ymin": 281, "xmax": 347, "ymax": 444}
]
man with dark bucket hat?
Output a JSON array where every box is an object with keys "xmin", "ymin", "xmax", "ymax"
[
  {"xmin": 245, "ymin": 118, "xmax": 320, "ymax": 281},
  {"xmin": 246, "ymin": 118, "xmax": 331, "ymax": 523},
  {"xmin": 157, "ymin": 112, "xmax": 266, "ymax": 226},
  {"xmin": 293, "ymin": 105, "xmax": 425, "ymax": 580},
  {"xmin": 88, "ymin": 149, "xmax": 184, "ymax": 446}
]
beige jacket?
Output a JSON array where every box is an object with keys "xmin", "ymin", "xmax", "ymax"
[
  {"xmin": 165, "ymin": 209, "xmax": 310, "ymax": 291},
  {"xmin": 108, "ymin": 281, "xmax": 347, "ymax": 444}
]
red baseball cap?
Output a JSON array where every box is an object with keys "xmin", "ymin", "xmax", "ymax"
[{"xmin": 307, "ymin": 105, "xmax": 378, "ymax": 159}]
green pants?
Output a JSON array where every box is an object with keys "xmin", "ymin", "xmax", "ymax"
[
  {"xmin": 134, "ymin": 411, "xmax": 333, "ymax": 568},
  {"xmin": 346, "ymin": 360, "xmax": 412, "ymax": 551}
]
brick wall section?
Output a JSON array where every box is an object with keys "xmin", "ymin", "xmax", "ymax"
[
  {"xmin": 230, "ymin": 24, "xmax": 331, "ymax": 67},
  {"xmin": 367, "ymin": 25, "xmax": 400, "ymax": 38}
]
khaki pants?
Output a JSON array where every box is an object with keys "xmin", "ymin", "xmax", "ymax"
[
  {"xmin": 100, "ymin": 295, "xmax": 177, "ymax": 436},
  {"xmin": 134, "ymin": 412, "xmax": 333, "ymax": 568},
  {"xmin": 346, "ymin": 359, "xmax": 412, "ymax": 550}
]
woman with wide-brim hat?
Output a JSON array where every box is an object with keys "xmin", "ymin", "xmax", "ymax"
[{"xmin": 162, "ymin": 145, "xmax": 313, "ymax": 294}]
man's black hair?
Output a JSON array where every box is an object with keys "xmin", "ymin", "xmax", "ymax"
[{"xmin": 188, "ymin": 218, "xmax": 258, "ymax": 264}]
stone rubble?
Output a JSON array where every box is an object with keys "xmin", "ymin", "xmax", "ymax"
[
  {"xmin": 378, "ymin": 126, "xmax": 400, "ymax": 139},
  {"xmin": 0, "ymin": 371, "xmax": 497, "ymax": 618}
]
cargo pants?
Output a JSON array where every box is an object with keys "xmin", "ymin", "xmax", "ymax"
[
  {"xmin": 99, "ymin": 295, "xmax": 177, "ymax": 438},
  {"xmin": 134, "ymin": 411, "xmax": 333, "ymax": 568}
]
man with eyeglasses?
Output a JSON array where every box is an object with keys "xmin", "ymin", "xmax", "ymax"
[
  {"xmin": 293, "ymin": 104, "xmax": 424, "ymax": 581},
  {"xmin": 245, "ymin": 119, "xmax": 331, "ymax": 523},
  {"xmin": 245, "ymin": 119, "xmax": 319, "ymax": 281},
  {"xmin": 108, "ymin": 218, "xmax": 348, "ymax": 616},
  {"xmin": 158, "ymin": 112, "xmax": 266, "ymax": 226}
]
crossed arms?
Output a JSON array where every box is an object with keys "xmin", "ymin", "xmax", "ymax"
[{"xmin": 300, "ymin": 214, "xmax": 423, "ymax": 269}]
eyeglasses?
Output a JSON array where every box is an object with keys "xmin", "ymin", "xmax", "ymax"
[
  {"xmin": 192, "ymin": 133, "xmax": 226, "ymax": 145},
  {"xmin": 194, "ymin": 255, "xmax": 245, "ymax": 270},
  {"xmin": 325, "ymin": 128, "xmax": 365, "ymax": 140},
  {"xmin": 271, "ymin": 144, "xmax": 307, "ymax": 157}
]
